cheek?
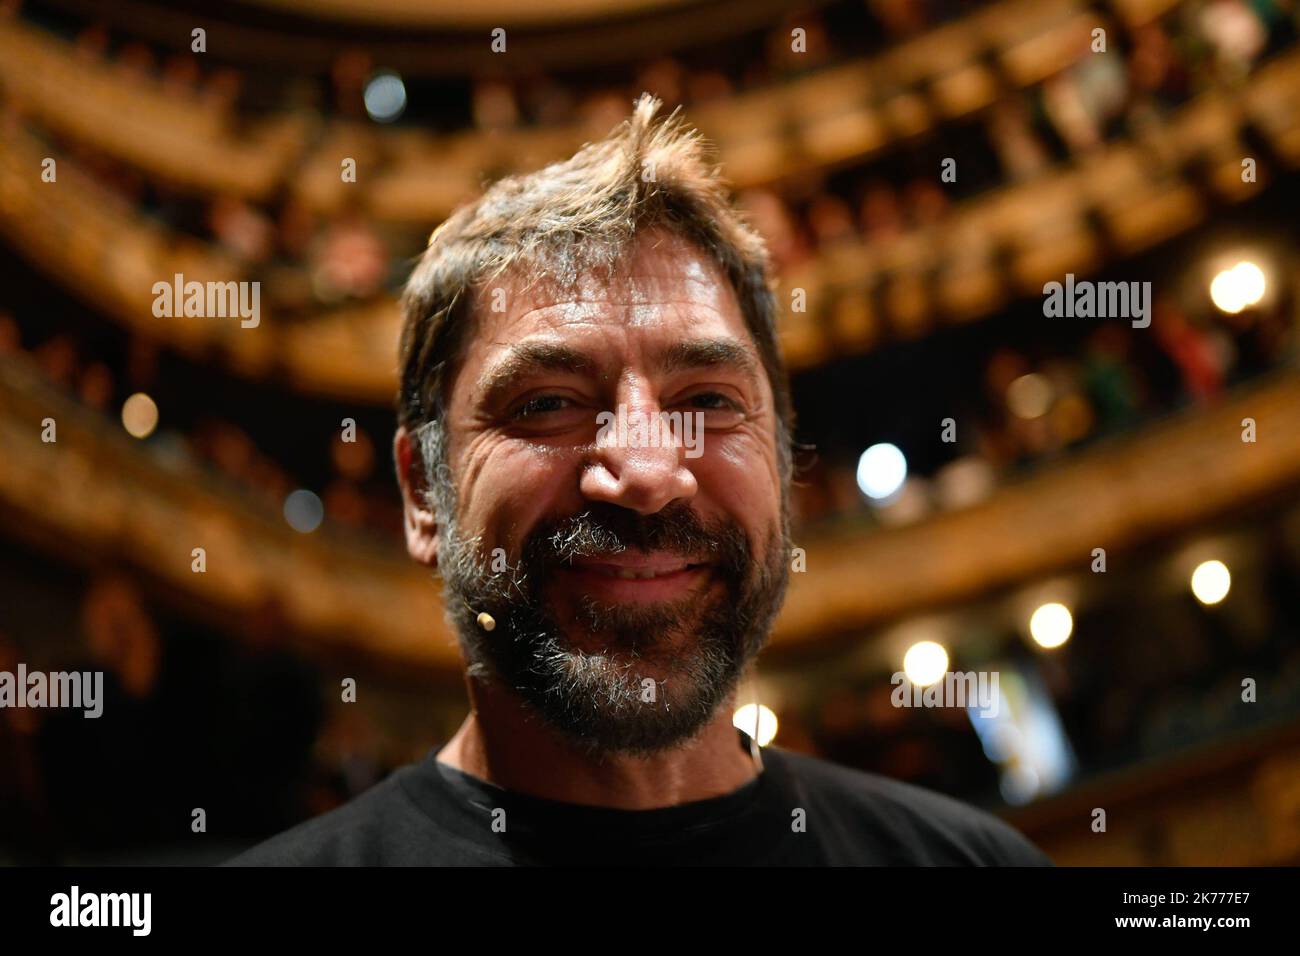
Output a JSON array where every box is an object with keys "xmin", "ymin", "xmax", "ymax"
[
  {"xmin": 693, "ymin": 433, "xmax": 782, "ymax": 526},
  {"xmin": 458, "ymin": 440, "xmax": 581, "ymax": 551}
]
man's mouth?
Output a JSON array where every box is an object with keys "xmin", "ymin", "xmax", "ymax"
[{"xmin": 560, "ymin": 552, "xmax": 712, "ymax": 600}]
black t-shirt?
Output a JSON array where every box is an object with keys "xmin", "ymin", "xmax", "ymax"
[{"xmin": 226, "ymin": 735, "xmax": 1052, "ymax": 866}]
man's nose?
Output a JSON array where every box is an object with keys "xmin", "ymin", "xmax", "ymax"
[{"xmin": 580, "ymin": 407, "xmax": 698, "ymax": 515}]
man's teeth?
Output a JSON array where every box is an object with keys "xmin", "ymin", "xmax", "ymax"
[{"xmin": 597, "ymin": 565, "xmax": 690, "ymax": 580}]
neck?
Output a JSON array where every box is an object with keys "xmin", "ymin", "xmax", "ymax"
[{"xmin": 436, "ymin": 677, "xmax": 757, "ymax": 809}]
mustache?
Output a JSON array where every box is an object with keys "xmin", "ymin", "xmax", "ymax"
[
  {"xmin": 438, "ymin": 501, "xmax": 762, "ymax": 619},
  {"xmin": 525, "ymin": 501, "xmax": 747, "ymax": 572}
]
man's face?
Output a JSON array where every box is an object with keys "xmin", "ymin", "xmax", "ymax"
[{"xmin": 405, "ymin": 229, "xmax": 790, "ymax": 755}]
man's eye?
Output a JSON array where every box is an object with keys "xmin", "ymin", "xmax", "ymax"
[
  {"xmin": 512, "ymin": 395, "xmax": 572, "ymax": 419},
  {"xmin": 686, "ymin": 392, "xmax": 737, "ymax": 411},
  {"xmin": 679, "ymin": 391, "xmax": 745, "ymax": 428}
]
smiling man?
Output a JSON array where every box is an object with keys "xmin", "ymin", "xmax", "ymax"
[{"xmin": 230, "ymin": 96, "xmax": 1051, "ymax": 867}]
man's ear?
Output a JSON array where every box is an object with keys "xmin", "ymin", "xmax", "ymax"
[{"xmin": 394, "ymin": 426, "xmax": 440, "ymax": 567}]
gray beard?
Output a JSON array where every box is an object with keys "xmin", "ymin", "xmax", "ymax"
[{"xmin": 435, "ymin": 501, "xmax": 791, "ymax": 758}]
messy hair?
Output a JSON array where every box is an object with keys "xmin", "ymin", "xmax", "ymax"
[{"xmin": 397, "ymin": 93, "xmax": 794, "ymax": 501}]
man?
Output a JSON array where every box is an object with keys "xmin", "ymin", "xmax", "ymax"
[{"xmin": 231, "ymin": 96, "xmax": 1051, "ymax": 866}]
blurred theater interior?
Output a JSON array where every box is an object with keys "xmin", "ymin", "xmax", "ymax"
[{"xmin": 1, "ymin": 0, "xmax": 1299, "ymax": 865}]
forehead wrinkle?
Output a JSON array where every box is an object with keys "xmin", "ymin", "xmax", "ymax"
[
  {"xmin": 501, "ymin": 292, "xmax": 734, "ymax": 339},
  {"xmin": 470, "ymin": 271, "xmax": 756, "ymax": 405},
  {"xmin": 508, "ymin": 290, "xmax": 726, "ymax": 323},
  {"xmin": 499, "ymin": 265, "xmax": 728, "ymax": 314},
  {"xmin": 609, "ymin": 272, "xmax": 724, "ymax": 304}
]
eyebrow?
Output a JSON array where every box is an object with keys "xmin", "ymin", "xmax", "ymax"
[
  {"xmin": 476, "ymin": 342, "xmax": 595, "ymax": 408},
  {"xmin": 475, "ymin": 336, "xmax": 760, "ymax": 408},
  {"xmin": 659, "ymin": 338, "xmax": 759, "ymax": 380}
]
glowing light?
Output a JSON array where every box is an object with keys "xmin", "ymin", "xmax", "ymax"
[
  {"xmin": 733, "ymin": 703, "xmax": 778, "ymax": 746},
  {"xmin": 283, "ymin": 489, "xmax": 324, "ymax": 533},
  {"xmin": 1233, "ymin": 262, "xmax": 1266, "ymax": 306},
  {"xmin": 1210, "ymin": 261, "xmax": 1266, "ymax": 314},
  {"xmin": 857, "ymin": 443, "xmax": 907, "ymax": 500},
  {"xmin": 1029, "ymin": 602, "xmax": 1072, "ymax": 649},
  {"xmin": 1000, "ymin": 764, "xmax": 1041, "ymax": 805},
  {"xmin": 981, "ymin": 723, "xmax": 1023, "ymax": 763},
  {"xmin": 1191, "ymin": 559, "xmax": 1231, "ymax": 605},
  {"xmin": 364, "ymin": 71, "xmax": 406, "ymax": 123},
  {"xmin": 903, "ymin": 640, "xmax": 949, "ymax": 687},
  {"xmin": 121, "ymin": 392, "xmax": 158, "ymax": 439},
  {"xmin": 1007, "ymin": 373, "xmax": 1053, "ymax": 419}
]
